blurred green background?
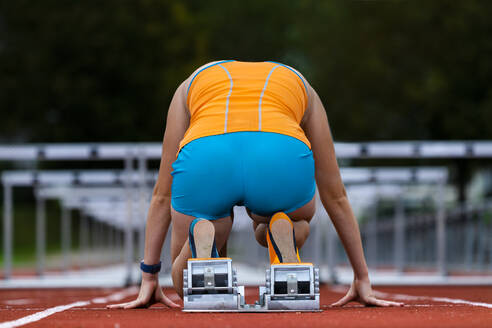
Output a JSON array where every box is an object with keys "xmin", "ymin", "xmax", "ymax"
[
  {"xmin": 1, "ymin": 1, "xmax": 492, "ymax": 268},
  {"xmin": 1, "ymin": 0, "xmax": 492, "ymax": 143}
]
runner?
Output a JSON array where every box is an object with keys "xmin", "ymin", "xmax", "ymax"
[{"xmin": 109, "ymin": 60, "xmax": 402, "ymax": 309}]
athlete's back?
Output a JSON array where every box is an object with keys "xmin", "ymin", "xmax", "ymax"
[{"xmin": 180, "ymin": 60, "xmax": 311, "ymax": 151}]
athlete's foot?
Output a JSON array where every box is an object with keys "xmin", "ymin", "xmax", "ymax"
[
  {"xmin": 192, "ymin": 219, "xmax": 216, "ymax": 258},
  {"xmin": 267, "ymin": 212, "xmax": 300, "ymax": 263}
]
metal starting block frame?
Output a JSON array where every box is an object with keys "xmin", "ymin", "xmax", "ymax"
[{"xmin": 183, "ymin": 258, "xmax": 320, "ymax": 312}]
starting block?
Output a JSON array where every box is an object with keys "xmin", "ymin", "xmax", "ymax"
[
  {"xmin": 183, "ymin": 258, "xmax": 320, "ymax": 312},
  {"xmin": 183, "ymin": 258, "xmax": 240, "ymax": 311}
]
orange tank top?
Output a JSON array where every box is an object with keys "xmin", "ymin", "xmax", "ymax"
[{"xmin": 179, "ymin": 60, "xmax": 310, "ymax": 152}]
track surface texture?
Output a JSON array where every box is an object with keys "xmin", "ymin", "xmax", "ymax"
[{"xmin": 1, "ymin": 285, "xmax": 491, "ymax": 328}]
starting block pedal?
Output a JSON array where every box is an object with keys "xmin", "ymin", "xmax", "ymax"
[
  {"xmin": 183, "ymin": 259, "xmax": 320, "ymax": 312},
  {"xmin": 260, "ymin": 263, "xmax": 320, "ymax": 311},
  {"xmin": 183, "ymin": 258, "xmax": 240, "ymax": 311}
]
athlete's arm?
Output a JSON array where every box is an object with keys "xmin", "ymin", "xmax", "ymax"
[
  {"xmin": 108, "ymin": 81, "xmax": 189, "ymax": 309},
  {"xmin": 143, "ymin": 81, "xmax": 189, "ymax": 267},
  {"xmin": 302, "ymin": 86, "xmax": 402, "ymax": 307}
]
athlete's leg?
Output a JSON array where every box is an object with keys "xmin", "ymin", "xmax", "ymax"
[
  {"xmin": 249, "ymin": 195, "xmax": 315, "ymax": 249},
  {"xmin": 170, "ymin": 207, "xmax": 232, "ymax": 298},
  {"xmin": 217, "ymin": 208, "xmax": 234, "ymax": 257}
]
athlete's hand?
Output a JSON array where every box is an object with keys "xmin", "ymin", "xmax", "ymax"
[
  {"xmin": 107, "ymin": 274, "xmax": 180, "ymax": 309},
  {"xmin": 331, "ymin": 278, "xmax": 403, "ymax": 307}
]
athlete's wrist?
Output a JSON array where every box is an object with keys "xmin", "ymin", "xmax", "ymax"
[
  {"xmin": 142, "ymin": 271, "xmax": 159, "ymax": 282},
  {"xmin": 140, "ymin": 260, "xmax": 162, "ymax": 274},
  {"xmin": 353, "ymin": 265, "xmax": 369, "ymax": 281},
  {"xmin": 354, "ymin": 272, "xmax": 369, "ymax": 282}
]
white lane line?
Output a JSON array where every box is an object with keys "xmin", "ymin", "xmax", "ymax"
[
  {"xmin": 0, "ymin": 287, "xmax": 138, "ymax": 328},
  {"xmin": 373, "ymin": 290, "xmax": 492, "ymax": 309},
  {"xmin": 330, "ymin": 286, "xmax": 492, "ymax": 309},
  {"xmin": 0, "ymin": 301, "xmax": 90, "ymax": 328}
]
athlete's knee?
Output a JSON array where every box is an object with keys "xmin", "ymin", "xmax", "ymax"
[
  {"xmin": 293, "ymin": 220, "xmax": 310, "ymax": 248},
  {"xmin": 171, "ymin": 263, "xmax": 184, "ymax": 298},
  {"xmin": 288, "ymin": 197, "xmax": 316, "ymax": 223},
  {"xmin": 210, "ymin": 216, "xmax": 233, "ymax": 250},
  {"xmin": 254, "ymin": 223, "xmax": 268, "ymax": 247}
]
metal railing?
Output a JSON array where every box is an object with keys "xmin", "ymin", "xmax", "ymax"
[
  {"xmin": 1, "ymin": 140, "xmax": 492, "ymax": 285},
  {"xmin": 358, "ymin": 198, "xmax": 492, "ymax": 274}
]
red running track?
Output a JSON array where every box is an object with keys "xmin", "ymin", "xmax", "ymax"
[{"xmin": 0, "ymin": 285, "xmax": 491, "ymax": 328}]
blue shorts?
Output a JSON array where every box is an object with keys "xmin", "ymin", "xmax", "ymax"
[{"xmin": 171, "ymin": 131, "xmax": 315, "ymax": 220}]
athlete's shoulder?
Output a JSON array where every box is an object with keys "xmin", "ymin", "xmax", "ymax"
[
  {"xmin": 184, "ymin": 60, "xmax": 235, "ymax": 93},
  {"xmin": 266, "ymin": 61, "xmax": 307, "ymax": 79},
  {"xmin": 267, "ymin": 61, "xmax": 311, "ymax": 92},
  {"xmin": 190, "ymin": 60, "xmax": 227, "ymax": 76}
]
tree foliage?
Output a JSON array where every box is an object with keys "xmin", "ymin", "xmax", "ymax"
[{"xmin": 0, "ymin": 0, "xmax": 491, "ymax": 142}]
